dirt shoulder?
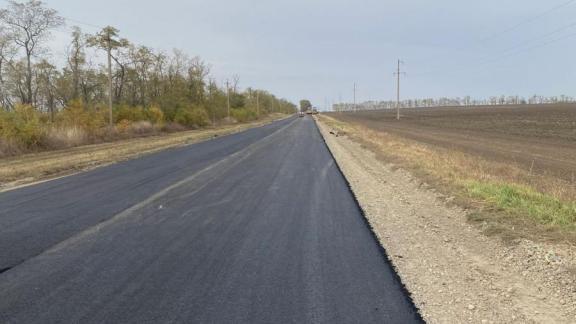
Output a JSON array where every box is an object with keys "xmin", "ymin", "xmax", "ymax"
[
  {"xmin": 0, "ymin": 115, "xmax": 290, "ymax": 192},
  {"xmin": 316, "ymin": 116, "xmax": 576, "ymax": 323}
]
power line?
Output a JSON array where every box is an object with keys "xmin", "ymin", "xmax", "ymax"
[
  {"xmin": 477, "ymin": 31, "xmax": 576, "ymax": 67},
  {"xmin": 411, "ymin": 32, "xmax": 576, "ymax": 79},
  {"xmin": 481, "ymin": 0, "xmax": 576, "ymax": 42},
  {"xmin": 0, "ymin": 0, "xmax": 104, "ymax": 30},
  {"xmin": 493, "ymin": 20, "xmax": 576, "ymax": 56},
  {"xmin": 62, "ymin": 17, "xmax": 103, "ymax": 30},
  {"xmin": 408, "ymin": 1, "xmax": 576, "ymax": 78},
  {"xmin": 411, "ymin": 20, "xmax": 576, "ymax": 78}
]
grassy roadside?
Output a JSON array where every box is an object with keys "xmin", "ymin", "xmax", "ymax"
[
  {"xmin": 0, "ymin": 114, "xmax": 290, "ymax": 192},
  {"xmin": 319, "ymin": 114, "xmax": 576, "ymax": 243}
]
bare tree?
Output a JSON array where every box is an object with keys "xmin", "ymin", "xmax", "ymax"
[
  {"xmin": 35, "ymin": 59, "xmax": 58, "ymax": 120},
  {"xmin": 0, "ymin": 0, "xmax": 64, "ymax": 105},
  {"xmin": 0, "ymin": 28, "xmax": 17, "ymax": 109},
  {"xmin": 231, "ymin": 74, "xmax": 240, "ymax": 93}
]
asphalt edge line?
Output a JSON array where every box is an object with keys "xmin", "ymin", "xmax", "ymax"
[{"xmin": 313, "ymin": 116, "xmax": 425, "ymax": 322}]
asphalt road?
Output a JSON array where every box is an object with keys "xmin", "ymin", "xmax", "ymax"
[{"xmin": 0, "ymin": 117, "xmax": 422, "ymax": 323}]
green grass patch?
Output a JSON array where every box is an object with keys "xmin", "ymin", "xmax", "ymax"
[{"xmin": 465, "ymin": 181, "xmax": 576, "ymax": 228}]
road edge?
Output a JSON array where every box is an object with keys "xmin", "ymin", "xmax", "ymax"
[
  {"xmin": 315, "ymin": 115, "xmax": 576, "ymax": 323},
  {"xmin": 311, "ymin": 116, "xmax": 424, "ymax": 322}
]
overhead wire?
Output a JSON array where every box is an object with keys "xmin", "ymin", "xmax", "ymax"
[
  {"xmin": 480, "ymin": 0, "xmax": 576, "ymax": 42},
  {"xmin": 0, "ymin": 0, "xmax": 104, "ymax": 30},
  {"xmin": 411, "ymin": 19, "xmax": 576, "ymax": 77},
  {"xmin": 410, "ymin": 1, "xmax": 576, "ymax": 78}
]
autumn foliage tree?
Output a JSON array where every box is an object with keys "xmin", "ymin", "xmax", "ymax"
[{"xmin": 0, "ymin": 1, "xmax": 296, "ymax": 156}]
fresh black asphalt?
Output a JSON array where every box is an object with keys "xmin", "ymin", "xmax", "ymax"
[{"xmin": 0, "ymin": 117, "xmax": 423, "ymax": 323}]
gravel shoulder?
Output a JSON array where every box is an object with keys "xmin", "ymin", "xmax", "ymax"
[{"xmin": 316, "ymin": 117, "xmax": 576, "ymax": 323}]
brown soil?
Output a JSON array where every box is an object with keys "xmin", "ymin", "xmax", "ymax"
[
  {"xmin": 328, "ymin": 104, "xmax": 576, "ymax": 183},
  {"xmin": 317, "ymin": 117, "xmax": 576, "ymax": 323}
]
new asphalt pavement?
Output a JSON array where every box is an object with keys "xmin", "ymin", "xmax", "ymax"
[{"xmin": 0, "ymin": 116, "xmax": 422, "ymax": 323}]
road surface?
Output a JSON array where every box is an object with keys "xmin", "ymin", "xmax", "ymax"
[{"xmin": 0, "ymin": 117, "xmax": 422, "ymax": 323}]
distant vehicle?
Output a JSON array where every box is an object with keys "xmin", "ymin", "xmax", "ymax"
[{"xmin": 298, "ymin": 112, "xmax": 305, "ymax": 117}]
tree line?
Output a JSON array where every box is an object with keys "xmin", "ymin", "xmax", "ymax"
[
  {"xmin": 0, "ymin": 0, "xmax": 296, "ymax": 156},
  {"xmin": 333, "ymin": 94, "xmax": 576, "ymax": 112}
]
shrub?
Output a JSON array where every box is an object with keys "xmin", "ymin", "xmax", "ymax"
[
  {"xmin": 115, "ymin": 105, "xmax": 146, "ymax": 123},
  {"xmin": 231, "ymin": 108, "xmax": 257, "ymax": 123},
  {"xmin": 144, "ymin": 105, "xmax": 164, "ymax": 125},
  {"xmin": 0, "ymin": 104, "xmax": 43, "ymax": 148},
  {"xmin": 173, "ymin": 106, "xmax": 209, "ymax": 128},
  {"xmin": 57, "ymin": 100, "xmax": 106, "ymax": 133},
  {"xmin": 115, "ymin": 119, "xmax": 132, "ymax": 133}
]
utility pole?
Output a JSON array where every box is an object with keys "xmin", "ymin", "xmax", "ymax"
[
  {"xmin": 209, "ymin": 78, "xmax": 215, "ymax": 127},
  {"xmin": 226, "ymin": 79, "xmax": 231, "ymax": 120},
  {"xmin": 106, "ymin": 28, "xmax": 113, "ymax": 128},
  {"xmin": 256, "ymin": 90, "xmax": 260, "ymax": 118},
  {"xmin": 353, "ymin": 83, "xmax": 357, "ymax": 112},
  {"xmin": 394, "ymin": 59, "xmax": 405, "ymax": 120}
]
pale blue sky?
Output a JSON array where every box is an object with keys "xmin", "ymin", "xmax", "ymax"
[{"xmin": 42, "ymin": 0, "xmax": 576, "ymax": 108}]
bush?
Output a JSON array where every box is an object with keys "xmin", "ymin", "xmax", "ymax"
[
  {"xmin": 114, "ymin": 105, "xmax": 164, "ymax": 127},
  {"xmin": 0, "ymin": 101, "xmax": 209, "ymax": 157},
  {"xmin": 0, "ymin": 104, "xmax": 43, "ymax": 148},
  {"xmin": 115, "ymin": 119, "xmax": 132, "ymax": 134},
  {"xmin": 57, "ymin": 100, "xmax": 106, "ymax": 133},
  {"xmin": 115, "ymin": 105, "xmax": 146, "ymax": 123},
  {"xmin": 144, "ymin": 105, "xmax": 164, "ymax": 125},
  {"xmin": 173, "ymin": 106, "xmax": 209, "ymax": 128},
  {"xmin": 231, "ymin": 108, "xmax": 257, "ymax": 123}
]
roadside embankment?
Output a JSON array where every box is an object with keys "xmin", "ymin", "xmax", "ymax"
[
  {"xmin": 316, "ymin": 115, "xmax": 576, "ymax": 323},
  {"xmin": 0, "ymin": 114, "xmax": 289, "ymax": 192}
]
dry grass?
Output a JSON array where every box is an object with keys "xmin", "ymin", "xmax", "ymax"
[
  {"xmin": 0, "ymin": 138, "xmax": 23, "ymax": 157},
  {"xmin": 0, "ymin": 114, "xmax": 289, "ymax": 191},
  {"xmin": 320, "ymin": 115, "xmax": 576, "ymax": 242},
  {"xmin": 42, "ymin": 126, "xmax": 89, "ymax": 149}
]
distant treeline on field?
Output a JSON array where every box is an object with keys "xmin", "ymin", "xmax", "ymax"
[
  {"xmin": 0, "ymin": 1, "xmax": 296, "ymax": 156},
  {"xmin": 334, "ymin": 95, "xmax": 576, "ymax": 112}
]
